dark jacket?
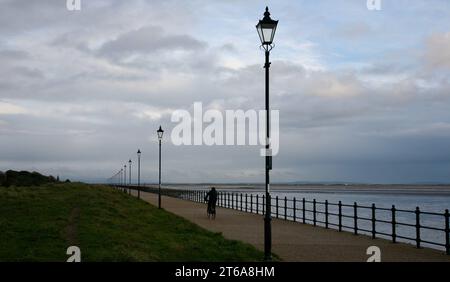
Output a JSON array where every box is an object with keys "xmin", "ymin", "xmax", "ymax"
[{"xmin": 204, "ymin": 189, "xmax": 217, "ymax": 204}]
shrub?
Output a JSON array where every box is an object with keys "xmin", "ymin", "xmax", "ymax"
[{"xmin": 2, "ymin": 170, "xmax": 58, "ymax": 187}]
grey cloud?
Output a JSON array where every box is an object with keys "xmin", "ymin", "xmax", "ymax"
[
  {"xmin": 333, "ymin": 22, "xmax": 373, "ymax": 40},
  {"xmin": 1, "ymin": 0, "xmax": 450, "ymax": 183},
  {"xmin": 98, "ymin": 25, "xmax": 207, "ymax": 58},
  {"xmin": 0, "ymin": 49, "xmax": 29, "ymax": 61}
]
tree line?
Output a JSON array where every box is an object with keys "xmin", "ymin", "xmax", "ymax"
[{"xmin": 0, "ymin": 170, "xmax": 70, "ymax": 187}]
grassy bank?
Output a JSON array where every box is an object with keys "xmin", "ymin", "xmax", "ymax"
[{"xmin": 0, "ymin": 183, "xmax": 264, "ymax": 261}]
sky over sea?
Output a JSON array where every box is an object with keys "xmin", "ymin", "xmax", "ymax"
[{"xmin": 0, "ymin": 0, "xmax": 450, "ymax": 183}]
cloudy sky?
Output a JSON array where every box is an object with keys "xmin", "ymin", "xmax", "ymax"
[{"xmin": 1, "ymin": 0, "xmax": 450, "ymax": 184}]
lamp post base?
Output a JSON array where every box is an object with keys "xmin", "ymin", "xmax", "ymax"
[{"xmin": 264, "ymin": 194, "xmax": 272, "ymax": 261}]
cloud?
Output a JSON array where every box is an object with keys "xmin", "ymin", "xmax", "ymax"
[
  {"xmin": 0, "ymin": 0, "xmax": 450, "ymax": 183},
  {"xmin": 424, "ymin": 32, "xmax": 450, "ymax": 70},
  {"xmin": 0, "ymin": 101, "xmax": 27, "ymax": 115},
  {"xmin": 98, "ymin": 25, "xmax": 206, "ymax": 59},
  {"xmin": 334, "ymin": 22, "xmax": 373, "ymax": 40}
]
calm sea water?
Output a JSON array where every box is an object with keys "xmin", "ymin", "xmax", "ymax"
[{"xmin": 165, "ymin": 184, "xmax": 450, "ymax": 251}]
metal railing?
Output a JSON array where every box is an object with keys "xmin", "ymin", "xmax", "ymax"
[{"xmin": 115, "ymin": 185, "xmax": 450, "ymax": 255}]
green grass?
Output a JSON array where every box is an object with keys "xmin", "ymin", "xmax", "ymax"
[{"xmin": 0, "ymin": 183, "xmax": 264, "ymax": 261}]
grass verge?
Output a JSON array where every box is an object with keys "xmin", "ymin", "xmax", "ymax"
[{"xmin": 0, "ymin": 183, "xmax": 264, "ymax": 261}]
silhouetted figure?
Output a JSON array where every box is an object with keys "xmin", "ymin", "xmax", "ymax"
[{"xmin": 204, "ymin": 187, "xmax": 217, "ymax": 219}]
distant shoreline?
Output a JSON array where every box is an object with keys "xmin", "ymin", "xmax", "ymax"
[{"xmin": 159, "ymin": 183, "xmax": 450, "ymax": 196}]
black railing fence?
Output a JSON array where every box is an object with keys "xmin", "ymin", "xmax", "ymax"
[{"xmin": 116, "ymin": 185, "xmax": 450, "ymax": 255}]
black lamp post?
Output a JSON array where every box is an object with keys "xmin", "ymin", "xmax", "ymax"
[
  {"xmin": 157, "ymin": 126, "xmax": 164, "ymax": 209},
  {"xmin": 120, "ymin": 168, "xmax": 123, "ymax": 189},
  {"xmin": 124, "ymin": 164, "xmax": 127, "ymax": 192},
  {"xmin": 137, "ymin": 149, "xmax": 141, "ymax": 199},
  {"xmin": 256, "ymin": 6, "xmax": 278, "ymax": 261},
  {"xmin": 128, "ymin": 159, "xmax": 132, "ymax": 195}
]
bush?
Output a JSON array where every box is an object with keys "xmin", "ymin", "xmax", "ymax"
[
  {"xmin": 0, "ymin": 171, "xmax": 5, "ymax": 186},
  {"xmin": 1, "ymin": 170, "xmax": 58, "ymax": 187}
]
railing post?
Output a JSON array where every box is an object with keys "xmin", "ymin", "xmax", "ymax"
[
  {"xmin": 256, "ymin": 195, "xmax": 259, "ymax": 214},
  {"xmin": 325, "ymin": 200, "xmax": 329, "ymax": 229},
  {"xmin": 262, "ymin": 194, "xmax": 265, "ymax": 215},
  {"xmin": 313, "ymin": 199, "xmax": 317, "ymax": 226},
  {"xmin": 372, "ymin": 203, "xmax": 376, "ymax": 239},
  {"xmin": 245, "ymin": 194, "xmax": 248, "ymax": 212},
  {"xmin": 250, "ymin": 194, "xmax": 252, "ymax": 213},
  {"xmin": 353, "ymin": 202, "xmax": 358, "ymax": 235},
  {"xmin": 391, "ymin": 205, "xmax": 396, "ymax": 243},
  {"xmin": 232, "ymin": 193, "xmax": 235, "ymax": 210},
  {"xmin": 276, "ymin": 196, "xmax": 279, "ymax": 218},
  {"xmin": 302, "ymin": 198, "xmax": 306, "ymax": 224},
  {"xmin": 338, "ymin": 201, "xmax": 342, "ymax": 232},
  {"xmin": 445, "ymin": 209, "xmax": 449, "ymax": 255},
  {"xmin": 284, "ymin": 197, "xmax": 287, "ymax": 220},
  {"xmin": 293, "ymin": 197, "xmax": 296, "ymax": 222},
  {"xmin": 415, "ymin": 206, "xmax": 421, "ymax": 248},
  {"xmin": 240, "ymin": 194, "xmax": 243, "ymax": 211}
]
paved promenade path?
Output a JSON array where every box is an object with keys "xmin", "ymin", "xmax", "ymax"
[{"xmin": 131, "ymin": 190, "xmax": 450, "ymax": 262}]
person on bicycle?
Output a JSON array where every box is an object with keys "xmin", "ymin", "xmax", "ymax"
[{"xmin": 204, "ymin": 187, "xmax": 217, "ymax": 218}]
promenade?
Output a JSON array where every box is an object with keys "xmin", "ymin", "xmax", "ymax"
[{"xmin": 132, "ymin": 190, "xmax": 450, "ymax": 262}]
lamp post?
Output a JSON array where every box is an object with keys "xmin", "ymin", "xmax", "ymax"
[
  {"xmin": 128, "ymin": 159, "xmax": 132, "ymax": 195},
  {"xmin": 256, "ymin": 6, "xmax": 278, "ymax": 261},
  {"xmin": 157, "ymin": 126, "xmax": 164, "ymax": 209},
  {"xmin": 137, "ymin": 149, "xmax": 141, "ymax": 199},
  {"xmin": 124, "ymin": 164, "xmax": 127, "ymax": 193},
  {"xmin": 120, "ymin": 168, "xmax": 123, "ymax": 189}
]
